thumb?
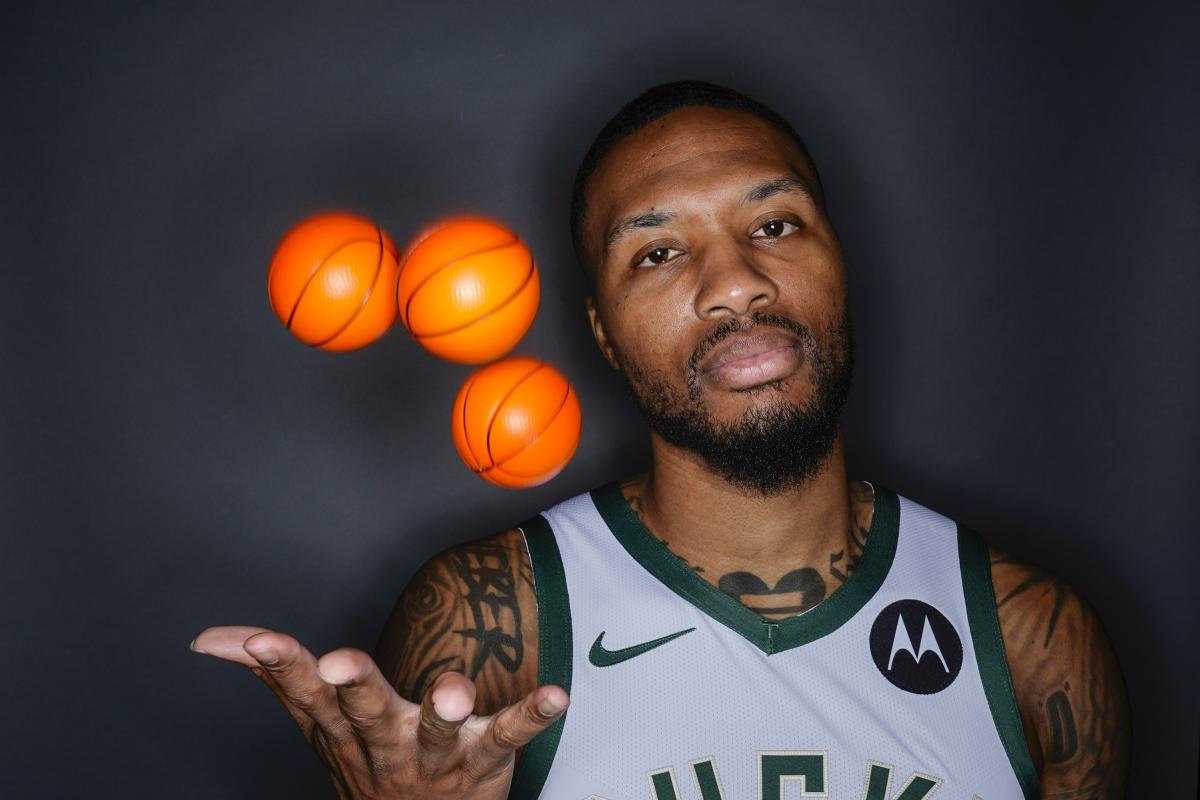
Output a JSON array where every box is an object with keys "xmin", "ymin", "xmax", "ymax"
[{"xmin": 480, "ymin": 684, "xmax": 569, "ymax": 757}]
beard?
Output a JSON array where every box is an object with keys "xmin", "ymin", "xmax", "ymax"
[{"xmin": 612, "ymin": 309, "xmax": 855, "ymax": 496}]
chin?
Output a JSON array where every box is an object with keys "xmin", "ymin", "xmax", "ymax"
[{"xmin": 704, "ymin": 375, "xmax": 809, "ymax": 419}]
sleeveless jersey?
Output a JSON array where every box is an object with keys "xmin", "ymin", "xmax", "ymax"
[{"xmin": 506, "ymin": 481, "xmax": 1039, "ymax": 800}]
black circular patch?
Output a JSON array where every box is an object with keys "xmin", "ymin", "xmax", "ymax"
[{"xmin": 869, "ymin": 599, "xmax": 963, "ymax": 694}]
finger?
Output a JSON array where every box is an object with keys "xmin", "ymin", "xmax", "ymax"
[
  {"xmin": 191, "ymin": 625, "xmax": 273, "ymax": 667},
  {"xmin": 316, "ymin": 648, "xmax": 411, "ymax": 751},
  {"xmin": 240, "ymin": 631, "xmax": 348, "ymax": 741},
  {"xmin": 479, "ymin": 684, "xmax": 569, "ymax": 759},
  {"xmin": 414, "ymin": 671, "xmax": 477, "ymax": 755},
  {"xmin": 191, "ymin": 626, "xmax": 314, "ymax": 732}
]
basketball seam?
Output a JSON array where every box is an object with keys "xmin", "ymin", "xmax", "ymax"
[
  {"xmin": 458, "ymin": 370, "xmax": 483, "ymax": 471},
  {"xmin": 479, "ymin": 381, "xmax": 574, "ymax": 475},
  {"xmin": 400, "ymin": 235, "xmax": 520, "ymax": 327},
  {"xmin": 311, "ymin": 225, "xmax": 390, "ymax": 348},
  {"xmin": 402, "ymin": 238, "xmax": 524, "ymax": 334},
  {"xmin": 283, "ymin": 236, "xmax": 381, "ymax": 330},
  {"xmin": 482, "ymin": 441, "xmax": 575, "ymax": 483},
  {"xmin": 482, "ymin": 361, "xmax": 548, "ymax": 469},
  {"xmin": 413, "ymin": 253, "xmax": 537, "ymax": 339},
  {"xmin": 480, "ymin": 408, "xmax": 577, "ymax": 482}
]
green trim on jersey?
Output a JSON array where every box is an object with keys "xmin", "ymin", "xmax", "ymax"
[
  {"xmin": 508, "ymin": 514, "xmax": 573, "ymax": 800},
  {"xmin": 957, "ymin": 524, "xmax": 1040, "ymax": 800},
  {"xmin": 590, "ymin": 481, "xmax": 900, "ymax": 655}
]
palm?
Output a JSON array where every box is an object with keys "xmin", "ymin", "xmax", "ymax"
[{"xmin": 191, "ymin": 625, "xmax": 567, "ymax": 799}]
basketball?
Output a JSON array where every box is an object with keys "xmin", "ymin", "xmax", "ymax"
[
  {"xmin": 267, "ymin": 212, "xmax": 401, "ymax": 351},
  {"xmin": 451, "ymin": 356, "xmax": 582, "ymax": 488},
  {"xmin": 396, "ymin": 217, "xmax": 540, "ymax": 364}
]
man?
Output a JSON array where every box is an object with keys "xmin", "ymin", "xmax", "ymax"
[{"xmin": 193, "ymin": 81, "xmax": 1130, "ymax": 799}]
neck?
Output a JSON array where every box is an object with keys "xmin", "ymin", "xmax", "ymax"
[{"xmin": 619, "ymin": 430, "xmax": 874, "ymax": 618}]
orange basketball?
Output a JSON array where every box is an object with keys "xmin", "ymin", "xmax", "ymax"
[
  {"xmin": 396, "ymin": 217, "xmax": 540, "ymax": 364},
  {"xmin": 267, "ymin": 212, "xmax": 401, "ymax": 351},
  {"xmin": 451, "ymin": 356, "xmax": 582, "ymax": 488}
]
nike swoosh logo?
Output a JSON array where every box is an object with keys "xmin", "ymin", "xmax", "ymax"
[{"xmin": 588, "ymin": 627, "xmax": 696, "ymax": 667}]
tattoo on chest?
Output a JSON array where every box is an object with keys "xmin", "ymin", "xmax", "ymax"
[
  {"xmin": 718, "ymin": 569, "xmax": 826, "ymax": 614},
  {"xmin": 619, "ymin": 477, "xmax": 871, "ymax": 620}
]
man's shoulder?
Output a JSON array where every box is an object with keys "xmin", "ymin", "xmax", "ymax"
[
  {"xmin": 375, "ymin": 526, "xmax": 539, "ymax": 715},
  {"xmin": 984, "ymin": 544, "xmax": 1131, "ymax": 793},
  {"xmin": 985, "ymin": 544, "xmax": 1103, "ymax": 667},
  {"xmin": 432, "ymin": 526, "xmax": 531, "ymax": 564},
  {"xmin": 987, "ymin": 545, "xmax": 1073, "ymax": 620},
  {"xmin": 373, "ymin": 477, "xmax": 632, "ymax": 707}
]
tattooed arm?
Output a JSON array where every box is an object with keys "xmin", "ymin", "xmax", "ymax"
[
  {"xmin": 991, "ymin": 548, "xmax": 1131, "ymax": 799},
  {"xmin": 192, "ymin": 528, "xmax": 556, "ymax": 797},
  {"xmin": 375, "ymin": 529, "xmax": 541, "ymax": 721}
]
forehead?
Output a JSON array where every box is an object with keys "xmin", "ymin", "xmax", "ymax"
[{"xmin": 586, "ymin": 107, "xmax": 815, "ymax": 240}]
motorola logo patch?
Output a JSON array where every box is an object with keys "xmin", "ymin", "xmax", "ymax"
[{"xmin": 869, "ymin": 599, "xmax": 963, "ymax": 694}]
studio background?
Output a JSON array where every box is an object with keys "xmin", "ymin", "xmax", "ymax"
[{"xmin": 3, "ymin": 1, "xmax": 1196, "ymax": 796}]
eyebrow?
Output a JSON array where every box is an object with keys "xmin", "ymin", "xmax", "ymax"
[
  {"xmin": 742, "ymin": 175, "xmax": 816, "ymax": 205},
  {"xmin": 604, "ymin": 210, "xmax": 678, "ymax": 255},
  {"xmin": 601, "ymin": 174, "xmax": 817, "ymax": 259}
]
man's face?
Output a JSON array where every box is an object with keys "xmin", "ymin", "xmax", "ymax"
[{"xmin": 583, "ymin": 106, "xmax": 854, "ymax": 494}]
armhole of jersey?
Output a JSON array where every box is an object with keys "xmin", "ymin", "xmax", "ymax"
[
  {"xmin": 509, "ymin": 514, "xmax": 573, "ymax": 800},
  {"xmin": 956, "ymin": 523, "xmax": 1040, "ymax": 800}
]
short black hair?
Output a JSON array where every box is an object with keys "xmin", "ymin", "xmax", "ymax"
[{"xmin": 569, "ymin": 79, "xmax": 823, "ymax": 278}]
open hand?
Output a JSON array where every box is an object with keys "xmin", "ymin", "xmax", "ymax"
[{"xmin": 191, "ymin": 625, "xmax": 568, "ymax": 799}]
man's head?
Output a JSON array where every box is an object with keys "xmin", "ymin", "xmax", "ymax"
[
  {"xmin": 570, "ymin": 81, "xmax": 825, "ymax": 272},
  {"xmin": 574, "ymin": 81, "xmax": 855, "ymax": 496}
]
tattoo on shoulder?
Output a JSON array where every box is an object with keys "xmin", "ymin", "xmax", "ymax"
[
  {"xmin": 377, "ymin": 533, "xmax": 533, "ymax": 713},
  {"xmin": 991, "ymin": 551, "xmax": 1130, "ymax": 796},
  {"xmin": 449, "ymin": 544, "xmax": 524, "ymax": 675}
]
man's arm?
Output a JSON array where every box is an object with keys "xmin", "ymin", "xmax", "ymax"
[
  {"xmin": 991, "ymin": 548, "xmax": 1132, "ymax": 798},
  {"xmin": 375, "ymin": 528, "xmax": 541, "ymax": 718},
  {"xmin": 192, "ymin": 526, "xmax": 560, "ymax": 798}
]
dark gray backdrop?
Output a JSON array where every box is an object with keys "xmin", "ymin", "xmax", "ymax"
[{"xmin": 3, "ymin": 1, "xmax": 1196, "ymax": 797}]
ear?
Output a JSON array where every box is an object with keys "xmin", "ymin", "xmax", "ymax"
[{"xmin": 585, "ymin": 295, "xmax": 621, "ymax": 371}]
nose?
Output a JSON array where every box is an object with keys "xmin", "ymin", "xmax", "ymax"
[{"xmin": 693, "ymin": 243, "xmax": 778, "ymax": 320}]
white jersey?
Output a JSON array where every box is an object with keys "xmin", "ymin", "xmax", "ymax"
[{"xmin": 506, "ymin": 481, "xmax": 1039, "ymax": 800}]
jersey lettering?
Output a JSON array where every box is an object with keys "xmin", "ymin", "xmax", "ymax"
[
  {"xmin": 863, "ymin": 761, "xmax": 944, "ymax": 799},
  {"xmin": 590, "ymin": 755, "xmax": 954, "ymax": 800},
  {"xmin": 641, "ymin": 757, "xmax": 731, "ymax": 800},
  {"xmin": 690, "ymin": 757, "xmax": 726, "ymax": 800},
  {"xmin": 758, "ymin": 752, "xmax": 827, "ymax": 799}
]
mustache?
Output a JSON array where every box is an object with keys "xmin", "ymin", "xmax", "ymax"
[{"xmin": 687, "ymin": 312, "xmax": 815, "ymax": 378}]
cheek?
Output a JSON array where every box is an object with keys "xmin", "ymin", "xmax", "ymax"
[
  {"xmin": 794, "ymin": 229, "xmax": 846, "ymax": 277},
  {"xmin": 607, "ymin": 286, "xmax": 695, "ymax": 369},
  {"xmin": 776, "ymin": 239, "xmax": 847, "ymax": 313}
]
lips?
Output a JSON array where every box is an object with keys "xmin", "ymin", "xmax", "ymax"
[
  {"xmin": 700, "ymin": 329, "xmax": 801, "ymax": 373},
  {"xmin": 699, "ymin": 328, "xmax": 805, "ymax": 390}
]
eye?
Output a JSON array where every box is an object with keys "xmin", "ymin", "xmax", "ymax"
[
  {"xmin": 752, "ymin": 219, "xmax": 800, "ymax": 239},
  {"xmin": 635, "ymin": 246, "xmax": 682, "ymax": 267}
]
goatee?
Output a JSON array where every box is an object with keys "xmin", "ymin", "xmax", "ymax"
[{"xmin": 613, "ymin": 310, "xmax": 854, "ymax": 496}]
